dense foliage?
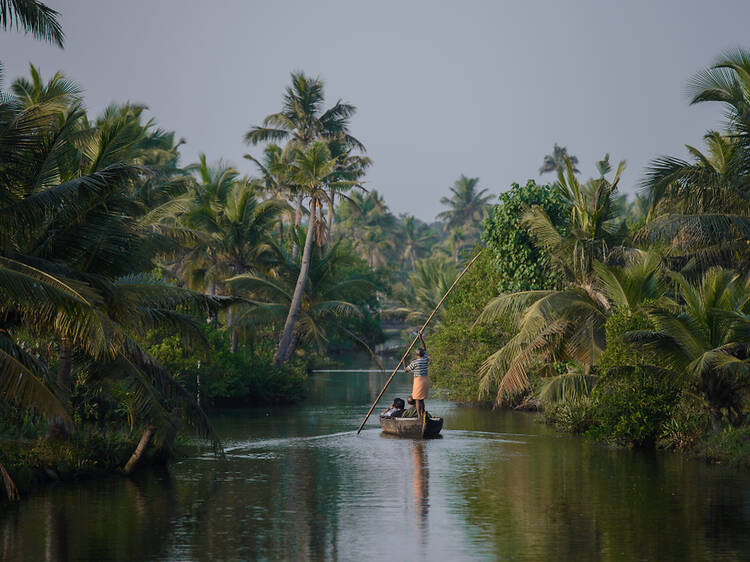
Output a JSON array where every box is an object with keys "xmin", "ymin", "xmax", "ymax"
[
  {"xmin": 587, "ymin": 310, "xmax": 682, "ymax": 447},
  {"xmin": 147, "ymin": 325, "xmax": 306, "ymax": 407},
  {"xmin": 429, "ymin": 251, "xmax": 505, "ymax": 402},
  {"xmin": 482, "ymin": 180, "xmax": 566, "ymax": 292},
  {"xmin": 428, "ymin": 48, "xmax": 750, "ymax": 466}
]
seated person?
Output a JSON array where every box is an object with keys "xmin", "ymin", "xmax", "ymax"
[
  {"xmin": 401, "ymin": 396, "xmax": 431, "ymax": 418},
  {"xmin": 382, "ymin": 397, "xmax": 405, "ymax": 418}
]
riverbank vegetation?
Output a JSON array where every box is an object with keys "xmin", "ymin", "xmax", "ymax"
[
  {"xmin": 3, "ymin": 1, "xmax": 750, "ymax": 500},
  {"xmin": 0, "ymin": 1, "xmax": 492, "ymax": 498},
  {"xmin": 430, "ymin": 49, "xmax": 750, "ymax": 467}
]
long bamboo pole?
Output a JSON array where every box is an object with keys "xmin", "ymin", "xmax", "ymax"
[{"xmin": 356, "ymin": 250, "xmax": 483, "ymax": 434}]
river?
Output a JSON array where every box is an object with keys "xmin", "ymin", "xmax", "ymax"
[{"xmin": 3, "ymin": 356, "xmax": 750, "ymax": 561}]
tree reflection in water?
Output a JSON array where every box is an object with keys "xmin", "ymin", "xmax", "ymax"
[
  {"xmin": 3, "ymin": 369, "xmax": 750, "ymax": 560},
  {"xmin": 411, "ymin": 440, "xmax": 429, "ymax": 550}
]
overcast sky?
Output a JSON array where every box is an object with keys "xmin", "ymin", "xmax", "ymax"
[{"xmin": 2, "ymin": 0, "xmax": 749, "ymax": 221}]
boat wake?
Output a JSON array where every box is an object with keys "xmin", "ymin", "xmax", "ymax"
[{"xmin": 223, "ymin": 430, "xmax": 357, "ymax": 454}]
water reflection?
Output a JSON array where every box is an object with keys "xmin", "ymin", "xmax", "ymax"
[
  {"xmin": 411, "ymin": 441, "xmax": 429, "ymax": 550},
  {"xmin": 2, "ymin": 369, "xmax": 750, "ymax": 560}
]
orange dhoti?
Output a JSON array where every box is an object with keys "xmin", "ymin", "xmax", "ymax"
[{"xmin": 412, "ymin": 376, "xmax": 430, "ymax": 400}]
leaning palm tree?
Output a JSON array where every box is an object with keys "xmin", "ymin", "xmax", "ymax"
[
  {"xmin": 244, "ymin": 72, "xmax": 363, "ymax": 150},
  {"xmin": 273, "ymin": 140, "xmax": 353, "ymax": 365},
  {"xmin": 0, "ymin": 0, "xmax": 63, "ymax": 46}
]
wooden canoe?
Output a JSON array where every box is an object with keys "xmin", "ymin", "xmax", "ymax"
[{"xmin": 379, "ymin": 415, "xmax": 444, "ymax": 438}]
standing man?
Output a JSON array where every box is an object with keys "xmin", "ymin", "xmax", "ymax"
[{"xmin": 405, "ymin": 332, "xmax": 430, "ymax": 422}]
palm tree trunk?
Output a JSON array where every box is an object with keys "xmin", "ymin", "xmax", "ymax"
[
  {"xmin": 275, "ymin": 197, "xmax": 316, "ymax": 366},
  {"xmin": 207, "ymin": 281, "xmax": 217, "ymax": 323},
  {"xmin": 48, "ymin": 338, "xmax": 72, "ymax": 437},
  {"xmin": 122, "ymin": 425, "xmax": 156, "ymax": 475},
  {"xmin": 326, "ymin": 189, "xmax": 335, "ymax": 244},
  {"xmin": 56, "ymin": 338, "xmax": 72, "ymax": 390},
  {"xmin": 229, "ymin": 306, "xmax": 238, "ymax": 353},
  {"xmin": 228, "ymin": 264, "xmax": 240, "ymax": 353},
  {"xmin": 292, "ymin": 193, "xmax": 304, "ymax": 260}
]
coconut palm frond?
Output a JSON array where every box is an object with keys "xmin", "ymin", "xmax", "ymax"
[
  {"xmin": 537, "ymin": 372, "xmax": 599, "ymax": 405},
  {"xmin": 0, "ymin": 0, "xmax": 64, "ymax": 47},
  {"xmin": 0, "ymin": 334, "xmax": 69, "ymax": 423}
]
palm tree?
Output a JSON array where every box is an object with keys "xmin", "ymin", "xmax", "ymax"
[
  {"xmin": 643, "ymin": 131, "xmax": 746, "ymax": 214},
  {"xmin": 322, "ymin": 137, "xmax": 372, "ymax": 243},
  {"xmin": 0, "ymin": 71, "xmax": 224, "ymax": 447},
  {"xmin": 244, "ymin": 72, "xmax": 366, "ymax": 229},
  {"xmin": 11, "ymin": 63, "xmax": 79, "ymax": 106},
  {"xmin": 273, "ymin": 140, "xmax": 352, "ymax": 365},
  {"xmin": 0, "ymin": 0, "xmax": 64, "ymax": 46},
  {"xmin": 184, "ymin": 179, "xmax": 284, "ymax": 351},
  {"xmin": 334, "ymin": 190, "xmax": 397, "ymax": 268},
  {"xmin": 624, "ymin": 268, "xmax": 750, "ymax": 428},
  {"xmin": 150, "ymin": 154, "xmax": 241, "ymax": 294},
  {"xmin": 245, "ymin": 143, "xmax": 297, "ymax": 243},
  {"xmin": 434, "ymin": 226, "xmax": 470, "ymax": 264},
  {"xmin": 524, "ymin": 157, "xmax": 627, "ymax": 284},
  {"xmin": 689, "ymin": 48, "xmax": 750, "ymax": 158},
  {"xmin": 477, "ymin": 251, "xmax": 666, "ymax": 406},
  {"xmin": 638, "ymin": 49, "xmax": 750, "ymax": 272},
  {"xmin": 437, "ymin": 175, "xmax": 492, "ymax": 234},
  {"xmin": 640, "ymin": 131, "xmax": 750, "ymax": 271},
  {"xmin": 399, "ymin": 215, "xmax": 434, "ymax": 270},
  {"xmin": 539, "ymin": 143, "xmax": 580, "ymax": 175}
]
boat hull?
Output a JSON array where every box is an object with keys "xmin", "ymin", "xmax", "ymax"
[{"xmin": 379, "ymin": 415, "xmax": 443, "ymax": 438}]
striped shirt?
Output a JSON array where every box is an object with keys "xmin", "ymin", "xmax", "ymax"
[{"xmin": 406, "ymin": 356, "xmax": 429, "ymax": 377}]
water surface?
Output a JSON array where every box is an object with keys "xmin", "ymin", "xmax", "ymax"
[{"xmin": 3, "ymin": 362, "xmax": 750, "ymax": 560}]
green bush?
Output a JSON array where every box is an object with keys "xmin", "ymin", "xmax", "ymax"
[
  {"xmin": 0, "ymin": 431, "xmax": 141, "ymax": 492},
  {"xmin": 658, "ymin": 396, "xmax": 709, "ymax": 452},
  {"xmin": 544, "ymin": 396, "xmax": 597, "ymax": 433},
  {"xmin": 482, "ymin": 180, "xmax": 567, "ymax": 293},
  {"xmin": 147, "ymin": 324, "xmax": 307, "ymax": 407},
  {"xmin": 697, "ymin": 424, "xmax": 750, "ymax": 467},
  {"xmin": 589, "ymin": 370, "xmax": 681, "ymax": 447},
  {"xmin": 589, "ymin": 310, "xmax": 682, "ymax": 447}
]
